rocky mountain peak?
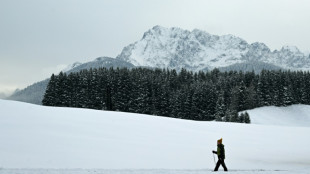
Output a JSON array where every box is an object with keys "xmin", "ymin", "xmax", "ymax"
[
  {"xmin": 281, "ymin": 45, "xmax": 301, "ymax": 53},
  {"xmin": 117, "ymin": 26, "xmax": 310, "ymax": 71}
]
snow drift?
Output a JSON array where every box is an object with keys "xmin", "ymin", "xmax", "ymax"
[{"xmin": 0, "ymin": 99, "xmax": 309, "ymax": 172}]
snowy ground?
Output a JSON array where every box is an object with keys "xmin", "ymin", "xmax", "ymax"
[
  {"xmin": 0, "ymin": 169, "xmax": 308, "ymax": 174},
  {"xmin": 247, "ymin": 105, "xmax": 310, "ymax": 127},
  {"xmin": 0, "ymin": 99, "xmax": 310, "ymax": 173}
]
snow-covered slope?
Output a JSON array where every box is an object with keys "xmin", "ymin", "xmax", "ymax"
[
  {"xmin": 117, "ymin": 26, "xmax": 310, "ymax": 71},
  {"xmin": 66, "ymin": 57, "xmax": 135, "ymax": 73},
  {"xmin": 0, "ymin": 99, "xmax": 309, "ymax": 172},
  {"xmin": 246, "ymin": 105, "xmax": 310, "ymax": 127},
  {"xmin": 62, "ymin": 62, "xmax": 83, "ymax": 72}
]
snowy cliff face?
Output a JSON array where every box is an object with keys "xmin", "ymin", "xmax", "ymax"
[
  {"xmin": 272, "ymin": 46, "xmax": 309, "ymax": 69},
  {"xmin": 117, "ymin": 26, "xmax": 310, "ymax": 71}
]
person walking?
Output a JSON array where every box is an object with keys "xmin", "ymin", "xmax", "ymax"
[{"xmin": 212, "ymin": 138, "xmax": 228, "ymax": 171}]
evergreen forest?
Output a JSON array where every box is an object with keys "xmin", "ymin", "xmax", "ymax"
[{"xmin": 42, "ymin": 68, "xmax": 310, "ymax": 123}]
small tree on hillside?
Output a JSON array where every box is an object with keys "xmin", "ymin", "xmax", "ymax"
[
  {"xmin": 244, "ymin": 111, "xmax": 251, "ymax": 124},
  {"xmin": 239, "ymin": 112, "xmax": 245, "ymax": 123}
]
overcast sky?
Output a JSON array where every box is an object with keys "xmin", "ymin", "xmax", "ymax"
[{"xmin": 0, "ymin": 0, "xmax": 310, "ymax": 97}]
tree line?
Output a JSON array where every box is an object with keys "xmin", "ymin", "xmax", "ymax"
[{"xmin": 43, "ymin": 67, "xmax": 310, "ymax": 122}]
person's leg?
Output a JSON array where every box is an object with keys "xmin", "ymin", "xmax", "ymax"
[
  {"xmin": 220, "ymin": 159, "xmax": 228, "ymax": 171},
  {"xmin": 214, "ymin": 159, "xmax": 221, "ymax": 171}
]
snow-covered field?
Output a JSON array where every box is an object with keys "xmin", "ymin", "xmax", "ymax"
[
  {"xmin": 0, "ymin": 169, "xmax": 306, "ymax": 174},
  {"xmin": 0, "ymin": 99, "xmax": 310, "ymax": 174},
  {"xmin": 247, "ymin": 105, "xmax": 310, "ymax": 127}
]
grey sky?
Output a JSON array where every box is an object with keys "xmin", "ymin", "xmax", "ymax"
[{"xmin": 0, "ymin": 0, "xmax": 310, "ymax": 96}]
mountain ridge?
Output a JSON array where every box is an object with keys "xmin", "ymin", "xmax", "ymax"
[{"xmin": 116, "ymin": 25, "xmax": 310, "ymax": 71}]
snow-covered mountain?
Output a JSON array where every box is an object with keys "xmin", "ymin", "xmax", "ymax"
[
  {"xmin": 117, "ymin": 26, "xmax": 310, "ymax": 71},
  {"xmin": 1, "ymin": 99, "xmax": 310, "ymax": 172}
]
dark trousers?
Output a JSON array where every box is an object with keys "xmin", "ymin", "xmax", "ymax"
[{"xmin": 214, "ymin": 158, "xmax": 228, "ymax": 171}]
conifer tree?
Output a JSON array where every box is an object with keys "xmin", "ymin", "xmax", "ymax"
[
  {"xmin": 42, "ymin": 74, "xmax": 57, "ymax": 106},
  {"xmin": 239, "ymin": 112, "xmax": 245, "ymax": 123},
  {"xmin": 215, "ymin": 91, "xmax": 226, "ymax": 121},
  {"xmin": 244, "ymin": 111, "xmax": 251, "ymax": 124},
  {"xmin": 283, "ymin": 74, "xmax": 294, "ymax": 106},
  {"xmin": 229, "ymin": 110, "xmax": 239, "ymax": 122}
]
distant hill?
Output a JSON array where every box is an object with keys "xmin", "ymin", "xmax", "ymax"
[
  {"xmin": 7, "ymin": 79, "xmax": 50, "ymax": 105},
  {"xmin": 7, "ymin": 57, "xmax": 134, "ymax": 105},
  {"xmin": 67, "ymin": 57, "xmax": 135, "ymax": 73}
]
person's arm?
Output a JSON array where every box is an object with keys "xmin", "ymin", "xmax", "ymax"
[{"xmin": 212, "ymin": 150, "xmax": 217, "ymax": 154}]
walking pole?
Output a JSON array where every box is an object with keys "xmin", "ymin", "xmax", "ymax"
[{"xmin": 212, "ymin": 153, "xmax": 216, "ymax": 165}]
